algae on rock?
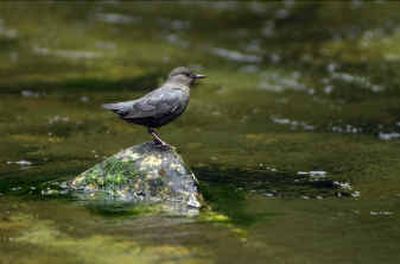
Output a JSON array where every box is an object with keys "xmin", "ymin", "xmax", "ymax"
[{"xmin": 69, "ymin": 142, "xmax": 202, "ymax": 213}]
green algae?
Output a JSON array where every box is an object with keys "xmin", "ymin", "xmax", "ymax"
[
  {"xmin": 5, "ymin": 212, "xmax": 210, "ymax": 264},
  {"xmin": 74, "ymin": 157, "xmax": 139, "ymax": 189}
]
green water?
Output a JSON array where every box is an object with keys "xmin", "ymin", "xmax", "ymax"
[{"xmin": 1, "ymin": 2, "xmax": 400, "ymax": 263}]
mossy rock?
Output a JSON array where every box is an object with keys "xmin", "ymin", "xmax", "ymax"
[{"xmin": 68, "ymin": 142, "xmax": 203, "ymax": 214}]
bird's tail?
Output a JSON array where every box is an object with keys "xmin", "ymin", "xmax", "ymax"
[
  {"xmin": 102, "ymin": 103, "xmax": 119, "ymax": 110},
  {"xmin": 102, "ymin": 102, "xmax": 128, "ymax": 116}
]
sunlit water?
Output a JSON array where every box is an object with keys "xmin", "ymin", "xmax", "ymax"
[{"xmin": 1, "ymin": 2, "xmax": 400, "ymax": 263}]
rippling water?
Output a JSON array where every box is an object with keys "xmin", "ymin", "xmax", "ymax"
[{"xmin": 1, "ymin": 2, "xmax": 400, "ymax": 263}]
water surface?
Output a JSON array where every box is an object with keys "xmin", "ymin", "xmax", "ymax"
[{"xmin": 1, "ymin": 2, "xmax": 400, "ymax": 263}]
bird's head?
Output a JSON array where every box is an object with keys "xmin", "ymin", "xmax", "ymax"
[{"xmin": 167, "ymin": 66, "xmax": 206, "ymax": 86}]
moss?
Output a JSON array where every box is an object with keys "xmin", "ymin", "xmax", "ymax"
[
  {"xmin": 198, "ymin": 210, "xmax": 247, "ymax": 239},
  {"xmin": 77, "ymin": 157, "xmax": 139, "ymax": 191}
]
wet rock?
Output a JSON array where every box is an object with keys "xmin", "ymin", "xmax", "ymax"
[{"xmin": 69, "ymin": 141, "xmax": 203, "ymax": 214}]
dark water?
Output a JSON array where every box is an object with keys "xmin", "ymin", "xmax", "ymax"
[{"xmin": 1, "ymin": 2, "xmax": 400, "ymax": 263}]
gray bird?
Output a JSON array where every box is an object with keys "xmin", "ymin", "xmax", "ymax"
[{"xmin": 102, "ymin": 66, "xmax": 206, "ymax": 147}]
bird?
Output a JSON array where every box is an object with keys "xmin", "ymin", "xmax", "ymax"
[{"xmin": 102, "ymin": 66, "xmax": 206, "ymax": 147}]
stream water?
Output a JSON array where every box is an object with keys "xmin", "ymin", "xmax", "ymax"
[{"xmin": 0, "ymin": 2, "xmax": 400, "ymax": 263}]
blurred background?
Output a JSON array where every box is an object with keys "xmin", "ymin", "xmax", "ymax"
[{"xmin": 1, "ymin": 1, "xmax": 400, "ymax": 263}]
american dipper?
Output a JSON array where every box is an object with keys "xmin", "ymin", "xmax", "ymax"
[{"xmin": 102, "ymin": 66, "xmax": 206, "ymax": 146}]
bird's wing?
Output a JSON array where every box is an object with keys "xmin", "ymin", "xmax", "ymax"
[
  {"xmin": 101, "ymin": 88, "xmax": 167, "ymax": 117},
  {"xmin": 124, "ymin": 88, "xmax": 183, "ymax": 119}
]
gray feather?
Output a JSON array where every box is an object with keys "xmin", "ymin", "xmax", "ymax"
[{"xmin": 102, "ymin": 102, "xmax": 132, "ymax": 116}]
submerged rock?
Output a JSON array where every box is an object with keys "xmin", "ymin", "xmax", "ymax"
[{"xmin": 68, "ymin": 142, "xmax": 203, "ymax": 214}]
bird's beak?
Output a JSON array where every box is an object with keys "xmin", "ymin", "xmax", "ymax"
[{"xmin": 194, "ymin": 74, "xmax": 206, "ymax": 79}]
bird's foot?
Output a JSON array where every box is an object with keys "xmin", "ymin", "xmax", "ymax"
[
  {"xmin": 153, "ymin": 139, "xmax": 173, "ymax": 150},
  {"xmin": 148, "ymin": 127, "xmax": 175, "ymax": 149}
]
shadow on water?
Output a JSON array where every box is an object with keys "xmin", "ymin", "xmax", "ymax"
[
  {"xmin": 195, "ymin": 165, "xmax": 353, "ymax": 198},
  {"xmin": 0, "ymin": 71, "xmax": 162, "ymax": 95},
  {"xmin": 194, "ymin": 165, "xmax": 356, "ymax": 226}
]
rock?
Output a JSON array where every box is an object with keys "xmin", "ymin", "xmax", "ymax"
[{"xmin": 68, "ymin": 141, "xmax": 203, "ymax": 214}]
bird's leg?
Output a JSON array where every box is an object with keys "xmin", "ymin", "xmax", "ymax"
[{"xmin": 148, "ymin": 127, "xmax": 169, "ymax": 147}]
